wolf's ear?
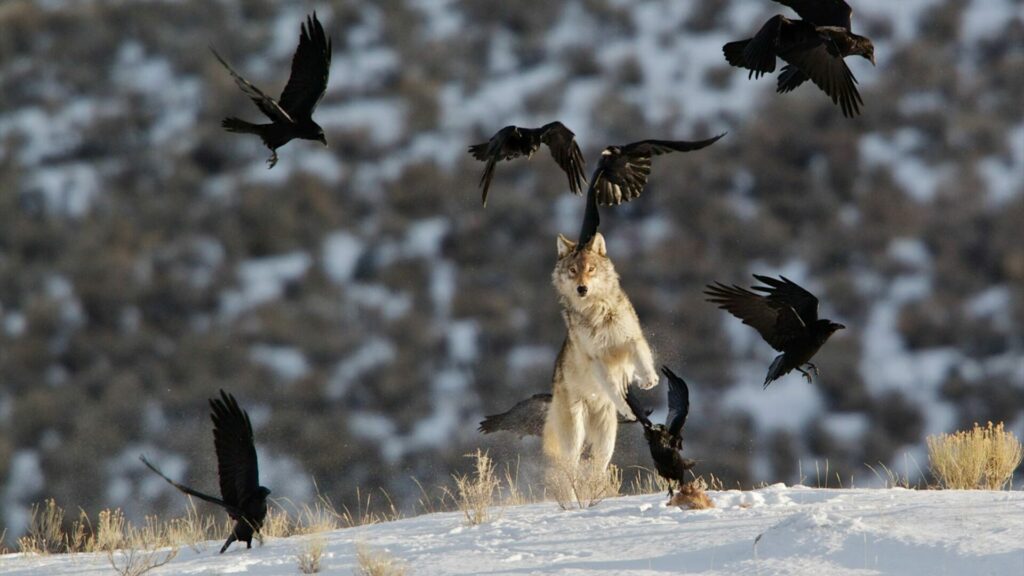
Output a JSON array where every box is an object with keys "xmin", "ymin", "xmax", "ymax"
[
  {"xmin": 586, "ymin": 232, "xmax": 607, "ymax": 256},
  {"xmin": 557, "ymin": 234, "xmax": 576, "ymax": 258}
]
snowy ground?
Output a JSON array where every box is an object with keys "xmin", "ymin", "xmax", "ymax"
[{"xmin": 2, "ymin": 485, "xmax": 1022, "ymax": 575}]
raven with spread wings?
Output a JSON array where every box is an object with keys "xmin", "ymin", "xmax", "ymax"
[
  {"xmin": 212, "ymin": 12, "xmax": 331, "ymax": 167},
  {"xmin": 705, "ymin": 275, "xmax": 845, "ymax": 388},
  {"xmin": 470, "ymin": 123, "xmax": 724, "ymax": 244},
  {"xmin": 468, "ymin": 122, "xmax": 586, "ymax": 207},
  {"xmin": 140, "ymin": 390, "xmax": 270, "ymax": 553},
  {"xmin": 625, "ymin": 366, "xmax": 696, "ymax": 496},
  {"xmin": 723, "ymin": 0, "xmax": 875, "ymax": 117}
]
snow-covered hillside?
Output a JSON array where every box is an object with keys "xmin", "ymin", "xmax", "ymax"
[{"xmin": 2, "ymin": 486, "xmax": 1022, "ymax": 575}]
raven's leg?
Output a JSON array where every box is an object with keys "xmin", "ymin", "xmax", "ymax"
[
  {"xmin": 805, "ymin": 363, "xmax": 819, "ymax": 377},
  {"xmin": 220, "ymin": 533, "xmax": 237, "ymax": 554},
  {"xmin": 796, "ymin": 367, "xmax": 813, "ymax": 383},
  {"xmin": 266, "ymin": 150, "xmax": 279, "ymax": 169}
]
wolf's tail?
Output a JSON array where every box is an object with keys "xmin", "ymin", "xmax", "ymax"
[
  {"xmin": 723, "ymin": 40, "xmax": 750, "ymax": 69},
  {"xmin": 221, "ymin": 117, "xmax": 261, "ymax": 134}
]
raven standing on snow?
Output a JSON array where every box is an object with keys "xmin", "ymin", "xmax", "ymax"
[
  {"xmin": 625, "ymin": 366, "xmax": 696, "ymax": 496},
  {"xmin": 705, "ymin": 275, "xmax": 845, "ymax": 388},
  {"xmin": 212, "ymin": 12, "xmax": 331, "ymax": 168},
  {"xmin": 140, "ymin": 390, "xmax": 270, "ymax": 553},
  {"xmin": 723, "ymin": 0, "xmax": 875, "ymax": 117}
]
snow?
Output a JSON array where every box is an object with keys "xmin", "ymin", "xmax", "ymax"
[
  {"xmin": 249, "ymin": 344, "xmax": 311, "ymax": 384},
  {"xmin": 2, "ymin": 451, "xmax": 44, "ymax": 538},
  {"xmin": 327, "ymin": 338, "xmax": 397, "ymax": 400},
  {"xmin": 2, "ymin": 486, "xmax": 1022, "ymax": 575},
  {"xmin": 219, "ymin": 252, "xmax": 313, "ymax": 319},
  {"xmin": 322, "ymin": 231, "xmax": 365, "ymax": 285}
]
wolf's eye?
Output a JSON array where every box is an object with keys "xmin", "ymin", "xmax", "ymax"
[
  {"xmin": 587, "ymin": 265, "xmax": 595, "ymax": 273},
  {"xmin": 569, "ymin": 266, "xmax": 578, "ymax": 275}
]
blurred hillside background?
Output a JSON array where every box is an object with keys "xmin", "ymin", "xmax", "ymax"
[{"xmin": 1, "ymin": 0, "xmax": 1022, "ymax": 542}]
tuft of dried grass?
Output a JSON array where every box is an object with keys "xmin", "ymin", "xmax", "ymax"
[
  {"xmin": 453, "ymin": 449, "xmax": 502, "ymax": 525},
  {"xmin": 625, "ymin": 466, "xmax": 674, "ymax": 495},
  {"xmin": 296, "ymin": 537, "xmax": 327, "ymax": 574},
  {"xmin": 355, "ymin": 542, "xmax": 407, "ymax": 576},
  {"xmin": 545, "ymin": 458, "xmax": 621, "ymax": 510},
  {"xmin": 669, "ymin": 478, "xmax": 714, "ymax": 510},
  {"xmin": 17, "ymin": 499, "xmax": 68, "ymax": 554},
  {"xmin": 928, "ymin": 421, "xmax": 1023, "ymax": 490}
]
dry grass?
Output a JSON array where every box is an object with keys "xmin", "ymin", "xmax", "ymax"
[
  {"xmin": 296, "ymin": 537, "xmax": 327, "ymax": 574},
  {"xmin": 669, "ymin": 478, "xmax": 714, "ymax": 510},
  {"xmin": 354, "ymin": 542, "xmax": 407, "ymax": 576},
  {"xmin": 17, "ymin": 499, "xmax": 68, "ymax": 554},
  {"xmin": 15, "ymin": 499, "xmax": 220, "ymax": 556},
  {"xmin": 545, "ymin": 458, "xmax": 622, "ymax": 510},
  {"xmin": 928, "ymin": 421, "xmax": 1023, "ymax": 490},
  {"xmin": 625, "ymin": 466, "xmax": 674, "ymax": 495},
  {"xmin": 453, "ymin": 450, "xmax": 502, "ymax": 525}
]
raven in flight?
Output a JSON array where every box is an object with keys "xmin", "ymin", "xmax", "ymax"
[
  {"xmin": 723, "ymin": 0, "xmax": 875, "ymax": 117},
  {"xmin": 478, "ymin": 392, "xmax": 649, "ymax": 437},
  {"xmin": 212, "ymin": 12, "xmax": 331, "ymax": 167},
  {"xmin": 468, "ymin": 122, "xmax": 587, "ymax": 206},
  {"xmin": 576, "ymin": 134, "xmax": 725, "ymax": 246},
  {"xmin": 705, "ymin": 275, "xmax": 845, "ymax": 388},
  {"xmin": 140, "ymin": 390, "xmax": 270, "ymax": 553},
  {"xmin": 625, "ymin": 366, "xmax": 696, "ymax": 496}
]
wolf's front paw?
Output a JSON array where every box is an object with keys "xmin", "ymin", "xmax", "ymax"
[{"xmin": 637, "ymin": 370, "xmax": 659, "ymax": 390}]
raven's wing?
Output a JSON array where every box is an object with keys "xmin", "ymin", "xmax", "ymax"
[
  {"xmin": 210, "ymin": 390, "xmax": 260, "ymax": 508},
  {"xmin": 705, "ymin": 281, "xmax": 803, "ymax": 351},
  {"xmin": 624, "ymin": 387, "xmax": 653, "ymax": 428},
  {"xmin": 743, "ymin": 15, "xmax": 788, "ymax": 78},
  {"xmin": 478, "ymin": 393, "xmax": 552, "ymax": 437},
  {"xmin": 772, "ymin": 0, "xmax": 852, "ymax": 29},
  {"xmin": 138, "ymin": 455, "xmax": 242, "ymax": 516},
  {"xmin": 592, "ymin": 134, "xmax": 725, "ymax": 206},
  {"xmin": 779, "ymin": 42, "xmax": 862, "ymax": 117},
  {"xmin": 577, "ymin": 185, "xmax": 600, "ymax": 246},
  {"xmin": 278, "ymin": 12, "xmax": 332, "ymax": 119},
  {"xmin": 539, "ymin": 121, "xmax": 587, "ymax": 196},
  {"xmin": 751, "ymin": 274, "xmax": 820, "ymax": 325},
  {"xmin": 777, "ymin": 64, "xmax": 809, "ymax": 93},
  {"xmin": 468, "ymin": 126, "xmax": 533, "ymax": 206},
  {"xmin": 661, "ymin": 366, "xmax": 690, "ymax": 439},
  {"xmin": 211, "ymin": 48, "xmax": 294, "ymax": 124}
]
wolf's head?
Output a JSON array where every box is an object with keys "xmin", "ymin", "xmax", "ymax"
[{"xmin": 552, "ymin": 232, "xmax": 619, "ymax": 302}]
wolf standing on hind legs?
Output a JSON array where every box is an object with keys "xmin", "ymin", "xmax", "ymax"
[{"xmin": 543, "ymin": 232, "xmax": 659, "ymax": 471}]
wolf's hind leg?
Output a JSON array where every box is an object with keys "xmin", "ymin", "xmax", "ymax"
[
  {"xmin": 586, "ymin": 401, "xmax": 618, "ymax": 470},
  {"xmin": 543, "ymin": 394, "xmax": 585, "ymax": 467}
]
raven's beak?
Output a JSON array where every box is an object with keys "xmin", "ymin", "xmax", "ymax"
[
  {"xmin": 319, "ymin": 135, "xmax": 328, "ymax": 147},
  {"xmin": 836, "ymin": 323, "xmax": 846, "ymax": 330}
]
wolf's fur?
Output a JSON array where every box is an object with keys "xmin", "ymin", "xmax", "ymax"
[{"xmin": 543, "ymin": 233, "xmax": 658, "ymax": 471}]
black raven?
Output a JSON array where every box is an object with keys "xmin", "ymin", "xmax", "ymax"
[
  {"xmin": 705, "ymin": 275, "xmax": 845, "ymax": 388},
  {"xmin": 576, "ymin": 134, "xmax": 725, "ymax": 246},
  {"xmin": 478, "ymin": 393, "xmax": 648, "ymax": 437},
  {"xmin": 468, "ymin": 122, "xmax": 587, "ymax": 206},
  {"xmin": 140, "ymin": 390, "xmax": 270, "ymax": 553},
  {"xmin": 723, "ymin": 0, "xmax": 875, "ymax": 117},
  {"xmin": 624, "ymin": 366, "xmax": 696, "ymax": 496},
  {"xmin": 212, "ymin": 12, "xmax": 331, "ymax": 167}
]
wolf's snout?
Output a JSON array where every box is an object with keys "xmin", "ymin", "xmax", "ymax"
[{"xmin": 576, "ymin": 285, "xmax": 588, "ymax": 296}]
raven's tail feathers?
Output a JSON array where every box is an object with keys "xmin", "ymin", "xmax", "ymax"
[{"xmin": 221, "ymin": 117, "xmax": 261, "ymax": 134}]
